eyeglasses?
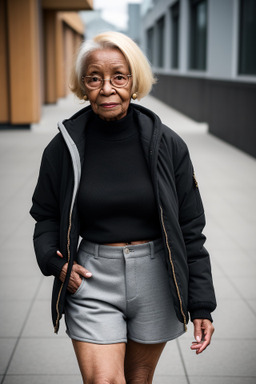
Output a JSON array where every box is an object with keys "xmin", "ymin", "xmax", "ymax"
[{"xmin": 82, "ymin": 74, "xmax": 132, "ymax": 90}]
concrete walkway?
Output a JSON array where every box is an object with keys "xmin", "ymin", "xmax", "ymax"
[{"xmin": 0, "ymin": 95, "xmax": 256, "ymax": 384}]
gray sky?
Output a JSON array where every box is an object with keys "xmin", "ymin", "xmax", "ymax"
[{"xmin": 93, "ymin": 0, "xmax": 142, "ymax": 29}]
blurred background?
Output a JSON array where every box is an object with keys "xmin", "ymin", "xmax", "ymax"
[{"xmin": 0, "ymin": 1, "xmax": 256, "ymax": 384}]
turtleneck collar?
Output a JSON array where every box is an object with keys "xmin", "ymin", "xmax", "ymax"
[{"xmin": 87, "ymin": 107, "xmax": 137, "ymax": 141}]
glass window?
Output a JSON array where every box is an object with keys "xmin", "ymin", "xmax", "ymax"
[
  {"xmin": 170, "ymin": 1, "xmax": 180, "ymax": 68},
  {"xmin": 156, "ymin": 16, "xmax": 165, "ymax": 68},
  {"xmin": 190, "ymin": 0, "xmax": 207, "ymax": 70},
  {"xmin": 239, "ymin": 0, "xmax": 256, "ymax": 75},
  {"xmin": 147, "ymin": 27, "xmax": 154, "ymax": 65}
]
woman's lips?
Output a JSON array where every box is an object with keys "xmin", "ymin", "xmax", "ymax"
[{"xmin": 100, "ymin": 103, "xmax": 119, "ymax": 108}]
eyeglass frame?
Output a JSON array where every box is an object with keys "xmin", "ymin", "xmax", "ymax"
[{"xmin": 82, "ymin": 74, "xmax": 132, "ymax": 90}]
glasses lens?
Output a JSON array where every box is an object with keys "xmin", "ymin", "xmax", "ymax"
[
  {"xmin": 84, "ymin": 74, "xmax": 130, "ymax": 89},
  {"xmin": 85, "ymin": 76, "xmax": 102, "ymax": 89},
  {"xmin": 111, "ymin": 74, "xmax": 128, "ymax": 87}
]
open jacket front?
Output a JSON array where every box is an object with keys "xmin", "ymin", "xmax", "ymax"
[{"xmin": 30, "ymin": 103, "xmax": 216, "ymax": 333}]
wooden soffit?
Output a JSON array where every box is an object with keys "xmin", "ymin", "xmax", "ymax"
[
  {"xmin": 59, "ymin": 12, "xmax": 84, "ymax": 35},
  {"xmin": 42, "ymin": 0, "xmax": 93, "ymax": 11}
]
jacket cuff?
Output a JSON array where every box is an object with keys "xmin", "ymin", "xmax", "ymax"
[
  {"xmin": 46, "ymin": 254, "xmax": 67, "ymax": 277},
  {"xmin": 190, "ymin": 309, "xmax": 213, "ymax": 323}
]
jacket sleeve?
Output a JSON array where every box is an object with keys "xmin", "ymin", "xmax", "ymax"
[
  {"xmin": 173, "ymin": 136, "xmax": 217, "ymax": 322},
  {"xmin": 30, "ymin": 146, "xmax": 66, "ymax": 277}
]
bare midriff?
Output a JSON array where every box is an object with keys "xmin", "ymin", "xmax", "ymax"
[{"xmin": 103, "ymin": 240, "xmax": 151, "ymax": 247}]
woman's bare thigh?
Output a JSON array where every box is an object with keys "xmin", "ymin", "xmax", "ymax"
[
  {"xmin": 72, "ymin": 339, "xmax": 126, "ymax": 384},
  {"xmin": 124, "ymin": 340, "xmax": 166, "ymax": 384}
]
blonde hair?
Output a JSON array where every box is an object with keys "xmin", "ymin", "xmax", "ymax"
[{"xmin": 70, "ymin": 31, "xmax": 156, "ymax": 100}]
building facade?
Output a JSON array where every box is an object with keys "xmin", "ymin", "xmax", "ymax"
[
  {"xmin": 0, "ymin": 0, "xmax": 93, "ymax": 128},
  {"xmin": 127, "ymin": 3, "xmax": 142, "ymax": 46},
  {"xmin": 141, "ymin": 0, "xmax": 256, "ymax": 157},
  {"xmin": 81, "ymin": 10, "xmax": 121, "ymax": 41}
]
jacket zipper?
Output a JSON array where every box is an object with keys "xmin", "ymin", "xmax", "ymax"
[
  {"xmin": 54, "ymin": 209, "xmax": 72, "ymax": 333},
  {"xmin": 149, "ymin": 125, "xmax": 187, "ymax": 332},
  {"xmin": 54, "ymin": 121, "xmax": 82, "ymax": 333},
  {"xmin": 160, "ymin": 205, "xmax": 187, "ymax": 332}
]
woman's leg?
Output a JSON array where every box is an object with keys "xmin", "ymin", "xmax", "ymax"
[
  {"xmin": 124, "ymin": 340, "xmax": 166, "ymax": 384},
  {"xmin": 72, "ymin": 340, "xmax": 126, "ymax": 384}
]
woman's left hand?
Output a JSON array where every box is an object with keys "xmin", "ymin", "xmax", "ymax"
[{"xmin": 190, "ymin": 319, "xmax": 214, "ymax": 354}]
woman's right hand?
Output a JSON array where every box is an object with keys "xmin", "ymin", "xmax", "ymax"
[{"xmin": 57, "ymin": 251, "xmax": 92, "ymax": 294}]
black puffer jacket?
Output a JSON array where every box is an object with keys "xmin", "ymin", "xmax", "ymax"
[{"xmin": 30, "ymin": 104, "xmax": 216, "ymax": 333}]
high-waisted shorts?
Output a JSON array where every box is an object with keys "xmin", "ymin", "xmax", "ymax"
[{"xmin": 65, "ymin": 239, "xmax": 185, "ymax": 344}]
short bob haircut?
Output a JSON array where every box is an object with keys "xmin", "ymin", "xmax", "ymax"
[{"xmin": 70, "ymin": 31, "xmax": 156, "ymax": 100}]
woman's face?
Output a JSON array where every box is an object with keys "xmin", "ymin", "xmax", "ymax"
[{"xmin": 84, "ymin": 48, "xmax": 133, "ymax": 121}]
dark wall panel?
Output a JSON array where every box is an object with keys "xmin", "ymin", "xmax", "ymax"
[{"xmin": 152, "ymin": 74, "xmax": 256, "ymax": 158}]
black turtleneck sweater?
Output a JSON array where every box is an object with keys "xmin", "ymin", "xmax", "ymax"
[{"xmin": 77, "ymin": 108, "xmax": 161, "ymax": 243}]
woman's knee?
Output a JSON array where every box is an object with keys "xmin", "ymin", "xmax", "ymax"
[
  {"xmin": 124, "ymin": 340, "xmax": 165, "ymax": 384},
  {"xmin": 72, "ymin": 341, "xmax": 126, "ymax": 384},
  {"xmin": 125, "ymin": 366, "xmax": 154, "ymax": 384},
  {"xmin": 85, "ymin": 373, "xmax": 126, "ymax": 384}
]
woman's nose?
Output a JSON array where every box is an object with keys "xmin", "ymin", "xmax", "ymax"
[{"xmin": 100, "ymin": 79, "xmax": 115, "ymax": 94}]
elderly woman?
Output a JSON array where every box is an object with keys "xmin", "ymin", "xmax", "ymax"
[{"xmin": 30, "ymin": 31, "xmax": 216, "ymax": 383}]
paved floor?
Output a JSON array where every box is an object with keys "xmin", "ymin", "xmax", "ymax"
[{"xmin": 0, "ymin": 94, "xmax": 256, "ymax": 384}]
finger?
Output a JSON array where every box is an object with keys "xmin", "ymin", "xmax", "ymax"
[
  {"xmin": 59, "ymin": 262, "xmax": 68, "ymax": 283},
  {"xmin": 190, "ymin": 341, "xmax": 203, "ymax": 351},
  {"xmin": 72, "ymin": 263, "xmax": 92, "ymax": 278},
  {"xmin": 191, "ymin": 327, "xmax": 212, "ymax": 354},
  {"xmin": 68, "ymin": 271, "xmax": 83, "ymax": 293},
  {"xmin": 196, "ymin": 338, "xmax": 209, "ymax": 354},
  {"xmin": 67, "ymin": 283, "xmax": 78, "ymax": 294},
  {"xmin": 193, "ymin": 319, "xmax": 203, "ymax": 342},
  {"xmin": 190, "ymin": 340, "xmax": 206, "ymax": 354},
  {"xmin": 67, "ymin": 280, "xmax": 80, "ymax": 294},
  {"xmin": 57, "ymin": 250, "xmax": 63, "ymax": 258}
]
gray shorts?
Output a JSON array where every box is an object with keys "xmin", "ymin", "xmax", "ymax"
[{"xmin": 65, "ymin": 239, "xmax": 185, "ymax": 344}]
